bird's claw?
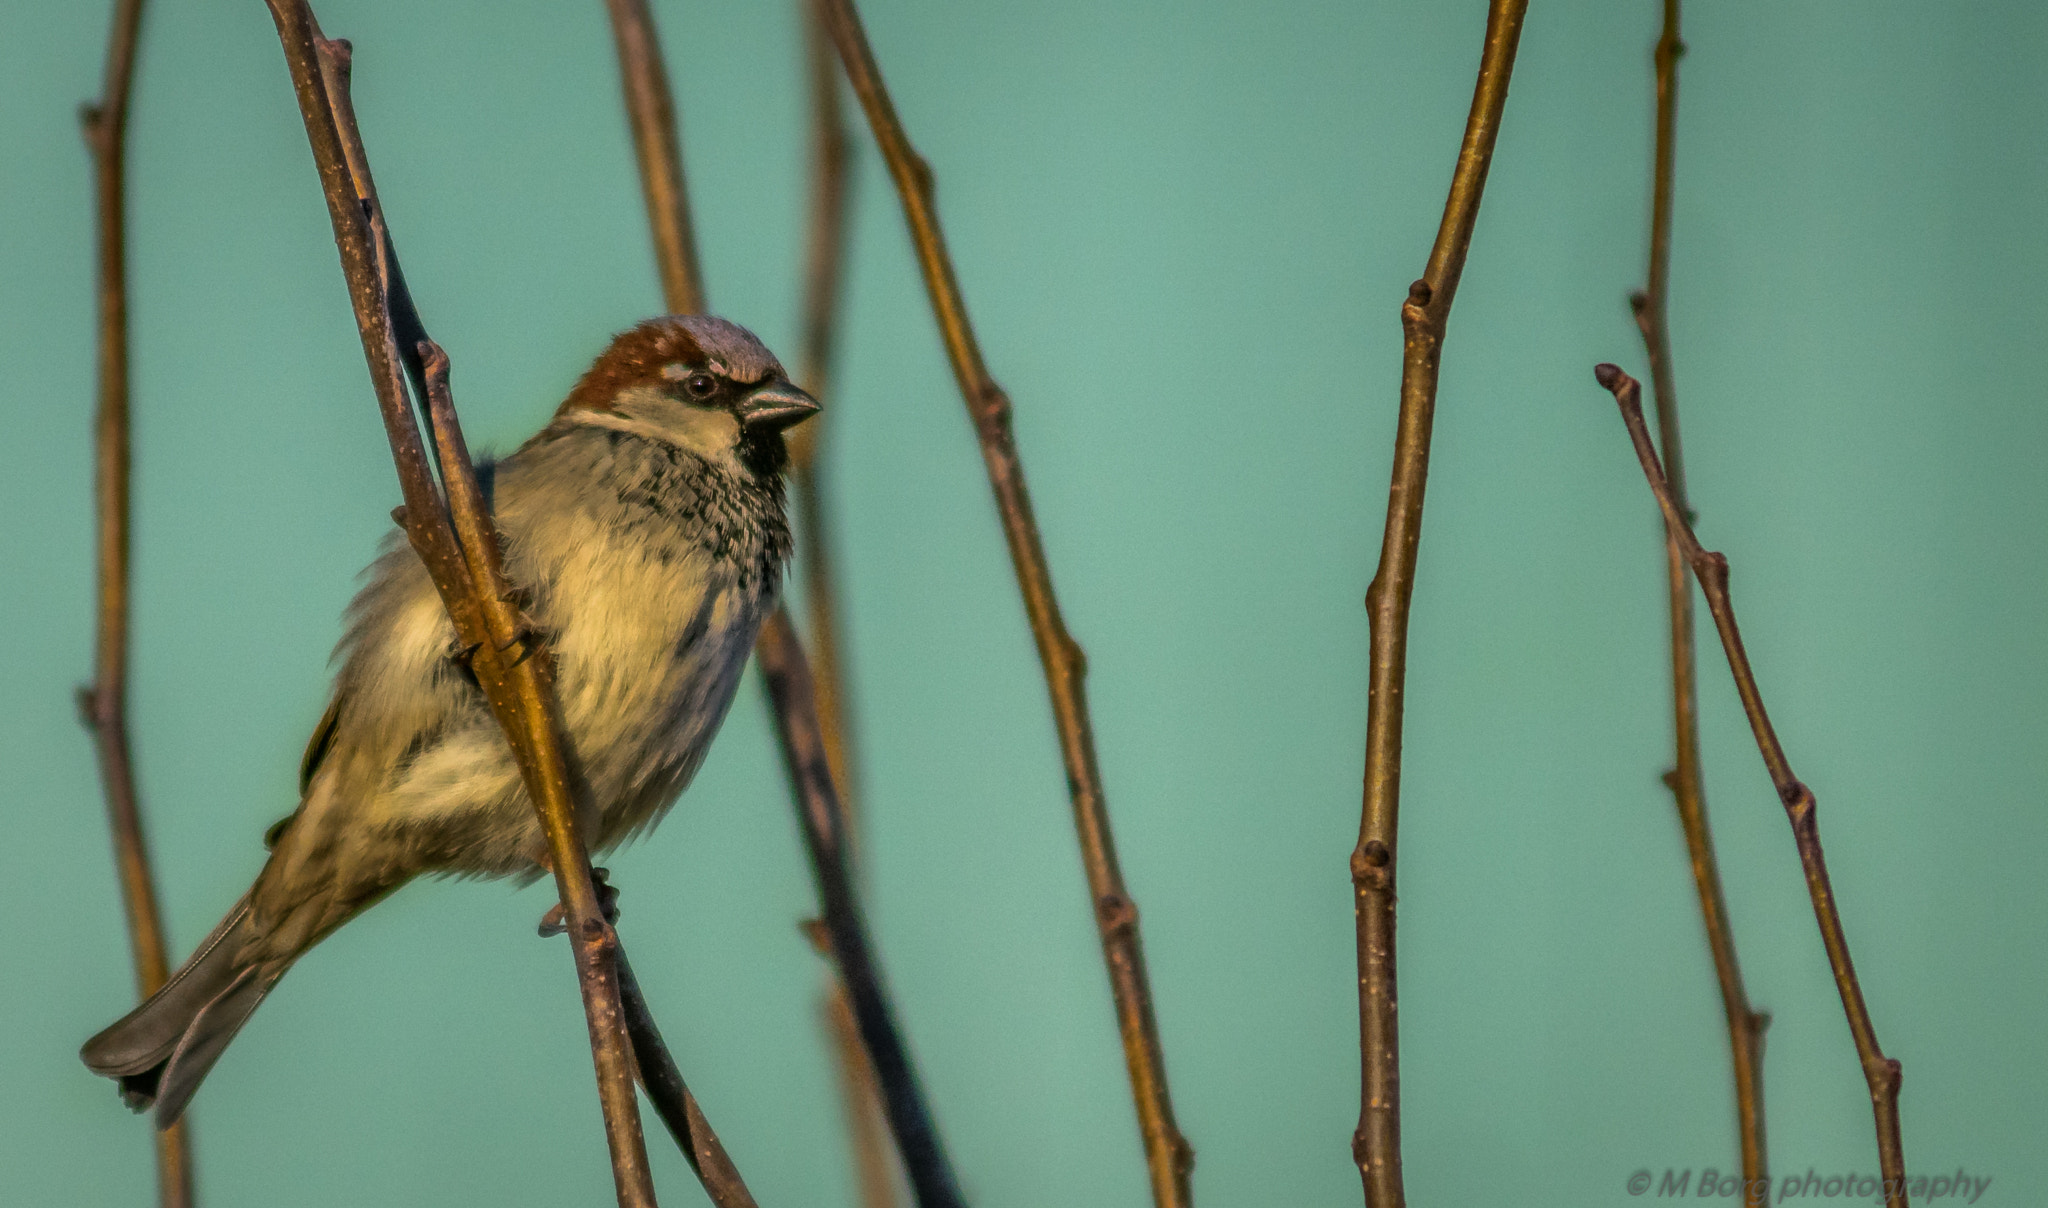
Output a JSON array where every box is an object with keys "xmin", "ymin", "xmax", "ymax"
[
  {"xmin": 502, "ymin": 621, "xmax": 556, "ymax": 668},
  {"xmin": 443, "ymin": 639, "xmax": 483, "ymax": 691},
  {"xmin": 536, "ymin": 866, "xmax": 620, "ymax": 937}
]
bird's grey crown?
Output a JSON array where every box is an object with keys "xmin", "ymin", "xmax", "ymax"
[{"xmin": 669, "ymin": 315, "xmax": 784, "ymax": 383}]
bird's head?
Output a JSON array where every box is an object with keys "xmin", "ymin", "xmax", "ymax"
[{"xmin": 554, "ymin": 315, "xmax": 818, "ymax": 477}]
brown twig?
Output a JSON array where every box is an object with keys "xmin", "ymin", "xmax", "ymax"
[
  {"xmin": 814, "ymin": 3, "xmax": 1194, "ymax": 1203},
  {"xmin": 596, "ymin": 4, "xmax": 957, "ymax": 1203},
  {"xmin": 1625, "ymin": 4, "xmax": 1771, "ymax": 1200},
  {"xmin": 261, "ymin": 8, "xmax": 657, "ymax": 1204},
  {"xmin": 406, "ymin": 31, "xmax": 753, "ymax": 1204},
  {"xmin": 78, "ymin": 1, "xmax": 196, "ymax": 1203},
  {"xmin": 614, "ymin": 948, "xmax": 761, "ymax": 1208},
  {"xmin": 1592, "ymin": 365, "xmax": 1910, "ymax": 1208},
  {"xmin": 756, "ymin": 611, "xmax": 967, "ymax": 1208},
  {"xmin": 1352, "ymin": 4, "xmax": 1527, "ymax": 1205},
  {"xmin": 822, "ymin": 967, "xmax": 901, "ymax": 1208},
  {"xmin": 786, "ymin": 4, "xmax": 898, "ymax": 1204},
  {"xmin": 601, "ymin": 0, "xmax": 706, "ymax": 316},
  {"xmin": 789, "ymin": 0, "xmax": 861, "ymax": 818}
]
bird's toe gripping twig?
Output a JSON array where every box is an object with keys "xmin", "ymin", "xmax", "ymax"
[{"xmin": 539, "ymin": 866, "xmax": 620, "ymax": 937}]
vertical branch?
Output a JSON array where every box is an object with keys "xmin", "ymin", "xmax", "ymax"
[
  {"xmin": 786, "ymin": 3, "xmax": 900, "ymax": 1204},
  {"xmin": 1592, "ymin": 366, "xmax": 1910, "ymax": 1208},
  {"xmin": 261, "ymin": 8, "xmax": 658, "ymax": 1205},
  {"xmin": 595, "ymin": 4, "xmax": 959, "ymax": 1204},
  {"xmin": 1352, "ymin": 4, "xmax": 1528, "ymax": 1207},
  {"xmin": 82, "ymin": 0, "xmax": 157, "ymax": 1017},
  {"xmin": 1634, "ymin": 0, "xmax": 1689, "ymax": 511},
  {"xmin": 1625, "ymin": 4, "xmax": 1772, "ymax": 1200},
  {"xmin": 78, "ymin": 2, "xmax": 197, "ymax": 1204},
  {"xmin": 789, "ymin": 0, "xmax": 861, "ymax": 816},
  {"xmin": 815, "ymin": 2, "xmax": 1195, "ymax": 1204},
  {"xmin": 602, "ymin": 0, "xmax": 706, "ymax": 315}
]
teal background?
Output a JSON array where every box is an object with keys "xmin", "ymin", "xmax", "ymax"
[{"xmin": 4, "ymin": 1, "xmax": 2043, "ymax": 1204}]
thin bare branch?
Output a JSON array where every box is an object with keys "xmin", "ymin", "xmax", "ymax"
[
  {"xmin": 786, "ymin": 3, "xmax": 898, "ymax": 1203},
  {"xmin": 79, "ymin": 0, "xmax": 196, "ymax": 1202},
  {"xmin": 1625, "ymin": 4, "xmax": 1771, "ymax": 1199},
  {"xmin": 1633, "ymin": 0, "xmax": 1692, "ymax": 516},
  {"xmin": 822, "ymin": 965, "xmax": 901, "ymax": 1208},
  {"xmin": 1593, "ymin": 364, "xmax": 1910, "ymax": 1208},
  {"xmin": 81, "ymin": 0, "xmax": 157, "ymax": 1021},
  {"xmin": 1353, "ymin": 4, "xmax": 1528, "ymax": 1205},
  {"xmin": 261, "ymin": 8, "xmax": 656, "ymax": 1203},
  {"xmin": 814, "ymin": 4, "xmax": 1193, "ymax": 1203},
  {"xmin": 789, "ymin": 0, "xmax": 861, "ymax": 820},
  {"xmin": 595, "ymin": 2, "xmax": 958, "ymax": 1202},
  {"xmin": 601, "ymin": 0, "xmax": 705, "ymax": 315},
  {"xmin": 757, "ymin": 611, "xmax": 967, "ymax": 1208},
  {"xmin": 614, "ymin": 948, "xmax": 761, "ymax": 1208}
]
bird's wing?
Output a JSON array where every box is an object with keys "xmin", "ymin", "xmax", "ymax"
[
  {"xmin": 263, "ymin": 694, "xmax": 343, "ymax": 850},
  {"xmin": 298, "ymin": 693, "xmax": 343, "ymax": 795}
]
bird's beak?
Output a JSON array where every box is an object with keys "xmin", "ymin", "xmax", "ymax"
[{"xmin": 735, "ymin": 381, "xmax": 820, "ymax": 432}]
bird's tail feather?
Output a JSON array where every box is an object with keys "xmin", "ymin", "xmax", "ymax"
[{"xmin": 80, "ymin": 896, "xmax": 289, "ymax": 1127}]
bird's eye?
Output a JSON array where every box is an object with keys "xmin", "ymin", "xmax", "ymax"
[{"xmin": 683, "ymin": 373, "xmax": 718, "ymax": 399}]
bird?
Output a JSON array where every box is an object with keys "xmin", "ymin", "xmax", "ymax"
[{"xmin": 81, "ymin": 314, "xmax": 818, "ymax": 1127}]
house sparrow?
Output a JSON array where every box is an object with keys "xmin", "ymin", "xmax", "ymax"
[{"xmin": 82, "ymin": 315, "xmax": 817, "ymax": 1126}]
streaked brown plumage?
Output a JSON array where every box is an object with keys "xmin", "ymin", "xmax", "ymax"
[{"xmin": 81, "ymin": 315, "xmax": 817, "ymax": 1125}]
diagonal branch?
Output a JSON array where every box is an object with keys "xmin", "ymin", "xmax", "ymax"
[
  {"xmin": 79, "ymin": 1, "xmax": 196, "ymax": 1203},
  {"xmin": 261, "ymin": 7, "xmax": 657, "ymax": 1204},
  {"xmin": 1592, "ymin": 364, "xmax": 1910, "ymax": 1208},
  {"xmin": 1624, "ymin": 3, "xmax": 1771, "ymax": 1198},
  {"xmin": 1353, "ymin": 4, "xmax": 1528, "ymax": 1206},
  {"xmin": 429, "ymin": 348, "xmax": 755, "ymax": 1208},
  {"xmin": 596, "ymin": 4, "xmax": 956, "ymax": 1204},
  {"xmin": 613, "ymin": 947, "xmax": 760, "ymax": 1208},
  {"xmin": 820, "ymin": 967, "xmax": 900, "ymax": 1208},
  {"xmin": 757, "ymin": 611, "xmax": 966, "ymax": 1208},
  {"xmin": 814, "ymin": 2, "xmax": 1194, "ymax": 1203}
]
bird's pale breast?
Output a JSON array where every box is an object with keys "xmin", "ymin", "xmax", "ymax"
[{"xmin": 307, "ymin": 424, "xmax": 784, "ymax": 882}]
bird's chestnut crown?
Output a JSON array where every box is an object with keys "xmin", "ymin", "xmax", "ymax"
[{"xmin": 553, "ymin": 315, "xmax": 817, "ymax": 473}]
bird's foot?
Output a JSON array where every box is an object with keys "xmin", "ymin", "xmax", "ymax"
[
  {"xmin": 443, "ymin": 618, "xmax": 551, "ymax": 685},
  {"xmin": 501, "ymin": 621, "xmax": 552, "ymax": 669},
  {"xmin": 536, "ymin": 866, "xmax": 620, "ymax": 937},
  {"xmin": 443, "ymin": 638, "xmax": 483, "ymax": 691}
]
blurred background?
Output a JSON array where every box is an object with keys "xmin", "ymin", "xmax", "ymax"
[{"xmin": 4, "ymin": 1, "xmax": 2043, "ymax": 1204}]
